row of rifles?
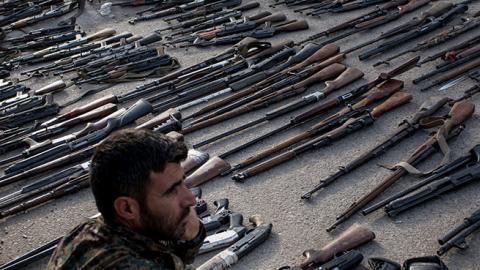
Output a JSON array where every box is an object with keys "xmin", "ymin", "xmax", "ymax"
[{"xmin": 1, "ymin": 0, "xmax": 480, "ymax": 269}]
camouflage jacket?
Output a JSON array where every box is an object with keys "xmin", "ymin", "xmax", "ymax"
[{"xmin": 47, "ymin": 217, "xmax": 206, "ymax": 270}]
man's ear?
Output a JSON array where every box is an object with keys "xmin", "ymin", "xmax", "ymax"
[{"xmin": 113, "ymin": 196, "xmax": 141, "ymax": 222}]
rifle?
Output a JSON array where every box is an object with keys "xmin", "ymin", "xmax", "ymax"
[
  {"xmin": 7, "ymin": 28, "xmax": 116, "ymax": 67},
  {"xmin": 0, "ymin": 103, "xmax": 118, "ymax": 163},
  {"xmin": 437, "ymin": 208, "xmax": 480, "ymax": 255},
  {"xmin": 212, "ymin": 58, "xmax": 416, "ymax": 164},
  {"xmin": 363, "ymin": 144, "xmax": 480, "ymax": 215},
  {"xmin": 308, "ymin": 0, "xmax": 390, "ymax": 16},
  {"xmin": 159, "ymin": 2, "xmax": 259, "ymax": 34},
  {"xmin": 374, "ymin": 16, "xmax": 480, "ymax": 66},
  {"xmin": 193, "ymin": 13, "xmax": 287, "ymax": 41},
  {"xmin": 182, "ymin": 62, "xmax": 348, "ymax": 134},
  {"xmin": 418, "ymin": 57, "xmax": 480, "ymax": 91},
  {"xmin": 128, "ymin": 0, "xmax": 238, "ymax": 24},
  {"xmin": 301, "ymin": 96, "xmax": 450, "ymax": 200},
  {"xmin": 417, "ymin": 34, "xmax": 480, "ymax": 66},
  {"xmin": 357, "ymin": 2, "xmax": 469, "ymax": 60},
  {"xmin": 438, "ymin": 43, "xmax": 480, "ymax": 69},
  {"xmin": 1, "ymin": 1, "xmax": 81, "ymax": 33},
  {"xmin": 162, "ymin": 0, "xmax": 243, "ymax": 23},
  {"xmin": 326, "ymin": 100, "xmax": 475, "ymax": 232},
  {"xmin": 187, "ymin": 20, "xmax": 310, "ymax": 48},
  {"xmin": 231, "ymin": 92, "xmax": 412, "ymax": 182},
  {"xmin": 165, "ymin": 2, "xmax": 261, "ymax": 36},
  {"xmin": 193, "ymin": 66, "xmax": 364, "ymax": 148},
  {"xmin": 448, "ymin": 84, "xmax": 480, "ymax": 104},
  {"xmin": 197, "ymin": 215, "xmax": 272, "ymax": 270},
  {"xmin": 341, "ymin": 2, "xmax": 456, "ymax": 56},
  {"xmin": 2, "ymin": 21, "xmax": 76, "ymax": 44},
  {"xmin": 176, "ymin": 43, "xmax": 329, "ymax": 114},
  {"xmin": 385, "ymin": 160, "xmax": 480, "ymax": 217},
  {"xmin": 0, "ymin": 5, "xmax": 43, "ymax": 28},
  {"xmin": 150, "ymin": 46, "xmax": 297, "ymax": 111},
  {"xmin": 185, "ymin": 44, "xmax": 340, "ymax": 120},
  {"xmin": 280, "ymin": 224, "xmax": 374, "ymax": 269},
  {"xmin": 0, "ymin": 100, "xmax": 153, "ymax": 183}
]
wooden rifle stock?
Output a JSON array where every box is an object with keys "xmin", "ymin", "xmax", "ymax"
[
  {"xmin": 34, "ymin": 79, "xmax": 72, "ymax": 95},
  {"xmin": 181, "ymin": 149, "xmax": 210, "ymax": 173},
  {"xmin": 275, "ymin": 20, "xmax": 309, "ymax": 32},
  {"xmin": 184, "ymin": 156, "xmax": 231, "ymax": 187},
  {"xmin": 398, "ymin": 0, "xmax": 431, "ymax": 14},
  {"xmin": 299, "ymin": 224, "xmax": 375, "ymax": 269},
  {"xmin": 289, "ymin": 43, "xmax": 339, "ymax": 71}
]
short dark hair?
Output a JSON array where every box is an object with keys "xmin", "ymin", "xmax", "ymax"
[{"xmin": 90, "ymin": 129, "xmax": 188, "ymax": 223}]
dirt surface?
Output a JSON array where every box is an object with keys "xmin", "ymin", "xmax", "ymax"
[{"xmin": 1, "ymin": 0, "xmax": 480, "ymax": 269}]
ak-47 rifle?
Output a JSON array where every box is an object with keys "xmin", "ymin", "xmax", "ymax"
[
  {"xmin": 374, "ymin": 16, "xmax": 480, "ymax": 66},
  {"xmin": 185, "ymin": 20, "xmax": 310, "ymax": 48},
  {"xmin": 162, "ymin": 0, "xmax": 243, "ymax": 23},
  {"xmin": 301, "ymin": 96, "xmax": 450, "ymax": 200},
  {"xmin": 231, "ymin": 92, "xmax": 412, "ymax": 182},
  {"xmin": 1, "ymin": 1, "xmax": 81, "ymax": 33},
  {"xmin": 308, "ymin": 0, "xmax": 390, "ymax": 16},
  {"xmin": 418, "ymin": 34, "xmax": 480, "ymax": 66},
  {"xmin": 361, "ymin": 144, "xmax": 480, "ymax": 215},
  {"xmin": 385, "ymin": 159, "xmax": 480, "ymax": 217},
  {"xmin": 357, "ymin": 2, "xmax": 470, "ymax": 60},
  {"xmin": 341, "ymin": 2, "xmax": 456, "ymax": 56},
  {"xmin": 128, "ymin": 0, "xmax": 239, "ymax": 24},
  {"xmin": 158, "ymin": 2, "xmax": 260, "ymax": 34},
  {"xmin": 416, "ymin": 49, "xmax": 480, "ymax": 89},
  {"xmin": 326, "ymin": 100, "xmax": 475, "ymax": 232}
]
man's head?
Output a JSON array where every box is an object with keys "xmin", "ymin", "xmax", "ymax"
[{"xmin": 90, "ymin": 129, "xmax": 196, "ymax": 241}]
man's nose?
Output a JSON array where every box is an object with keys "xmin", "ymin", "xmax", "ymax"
[{"xmin": 180, "ymin": 186, "xmax": 196, "ymax": 207}]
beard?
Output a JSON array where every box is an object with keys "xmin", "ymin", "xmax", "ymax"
[{"xmin": 138, "ymin": 204, "xmax": 191, "ymax": 241}]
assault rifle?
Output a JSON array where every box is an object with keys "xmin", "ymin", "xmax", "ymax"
[
  {"xmin": 1, "ymin": 1, "xmax": 81, "ymax": 33},
  {"xmin": 157, "ymin": 2, "xmax": 259, "ymax": 34},
  {"xmin": 341, "ymin": 2, "xmax": 457, "ymax": 56},
  {"xmin": 187, "ymin": 20, "xmax": 310, "ymax": 48},
  {"xmin": 2, "ymin": 21, "xmax": 77, "ymax": 44},
  {"xmin": 231, "ymin": 92, "xmax": 412, "ymax": 182},
  {"xmin": 418, "ymin": 34, "xmax": 480, "ymax": 66},
  {"xmin": 128, "ymin": 0, "xmax": 240, "ymax": 24},
  {"xmin": 374, "ymin": 16, "xmax": 480, "ymax": 66},
  {"xmin": 308, "ymin": 0, "xmax": 391, "ymax": 16},
  {"xmin": 385, "ymin": 160, "xmax": 480, "ymax": 217},
  {"xmin": 364, "ymin": 144, "xmax": 480, "ymax": 215},
  {"xmin": 437, "ymin": 207, "xmax": 480, "ymax": 255},
  {"xmin": 327, "ymin": 101, "xmax": 475, "ymax": 232},
  {"xmin": 357, "ymin": 2, "xmax": 470, "ymax": 60},
  {"xmin": 302, "ymin": 96, "xmax": 450, "ymax": 200}
]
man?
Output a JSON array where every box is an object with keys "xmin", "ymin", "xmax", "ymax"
[{"xmin": 48, "ymin": 129, "xmax": 206, "ymax": 270}]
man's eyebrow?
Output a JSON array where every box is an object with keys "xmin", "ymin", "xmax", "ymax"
[{"xmin": 162, "ymin": 174, "xmax": 186, "ymax": 195}]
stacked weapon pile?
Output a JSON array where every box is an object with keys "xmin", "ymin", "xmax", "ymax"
[
  {"xmin": 1, "ymin": 0, "xmax": 480, "ymax": 269},
  {"xmin": 113, "ymin": 0, "xmax": 310, "ymax": 48}
]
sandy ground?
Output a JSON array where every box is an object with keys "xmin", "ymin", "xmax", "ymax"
[{"xmin": 1, "ymin": 0, "xmax": 480, "ymax": 269}]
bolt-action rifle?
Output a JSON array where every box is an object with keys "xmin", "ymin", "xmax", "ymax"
[
  {"xmin": 231, "ymin": 92, "xmax": 412, "ymax": 182},
  {"xmin": 301, "ymin": 96, "xmax": 450, "ymax": 200},
  {"xmin": 326, "ymin": 101, "xmax": 475, "ymax": 232}
]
